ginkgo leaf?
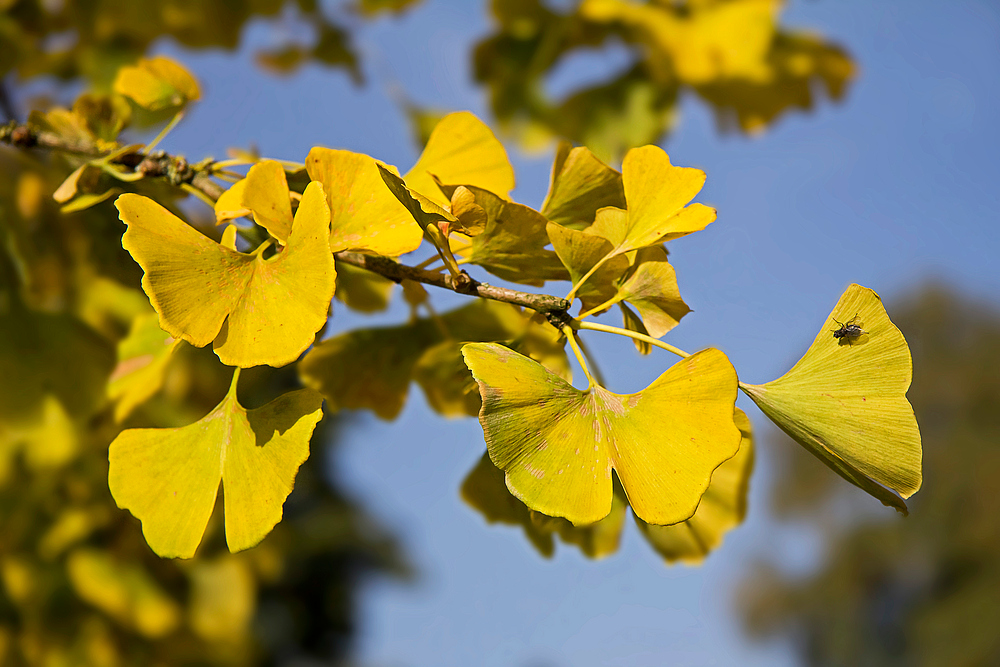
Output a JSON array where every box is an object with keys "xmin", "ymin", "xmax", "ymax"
[
  {"xmin": 376, "ymin": 163, "xmax": 458, "ymax": 229},
  {"xmin": 547, "ymin": 221, "xmax": 628, "ymax": 312},
  {"xmin": 460, "ymin": 199, "xmax": 570, "ymax": 287},
  {"xmin": 413, "ymin": 342, "xmax": 484, "ymax": 418},
  {"xmin": 462, "ymin": 343, "xmax": 740, "ymax": 525},
  {"xmin": 113, "ymin": 56, "xmax": 201, "ymax": 111},
  {"xmin": 620, "ymin": 303, "xmax": 652, "ymax": 355},
  {"xmin": 107, "ymin": 312, "xmax": 182, "ymax": 422},
  {"xmin": 404, "ymin": 111, "xmax": 515, "ymax": 206},
  {"xmin": 242, "ymin": 160, "xmax": 293, "ymax": 243},
  {"xmin": 116, "ymin": 183, "xmax": 335, "ymax": 368},
  {"xmin": 0, "ymin": 394, "xmax": 78, "ymax": 483},
  {"xmin": 616, "ymin": 246, "xmax": 690, "ymax": 337},
  {"xmin": 740, "ymin": 284, "xmax": 921, "ymax": 513},
  {"xmin": 67, "ymin": 548, "xmax": 180, "ymax": 637},
  {"xmin": 635, "ymin": 408, "xmax": 754, "ymax": 564},
  {"xmin": 300, "ymin": 301, "xmax": 523, "ymax": 420},
  {"xmin": 588, "ymin": 145, "xmax": 716, "ymax": 256},
  {"xmin": 214, "ymin": 179, "xmax": 250, "ymax": 224},
  {"xmin": 108, "ymin": 383, "xmax": 324, "ymax": 558},
  {"xmin": 306, "ymin": 148, "xmax": 423, "ymax": 255},
  {"xmin": 541, "ymin": 142, "xmax": 625, "ymax": 229}
]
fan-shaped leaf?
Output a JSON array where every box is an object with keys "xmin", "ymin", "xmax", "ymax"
[
  {"xmin": 541, "ymin": 143, "xmax": 625, "ymax": 229},
  {"xmin": 462, "ymin": 343, "xmax": 740, "ymax": 525},
  {"xmin": 740, "ymin": 284, "xmax": 921, "ymax": 513},
  {"xmin": 108, "ymin": 384, "xmax": 324, "ymax": 558},
  {"xmin": 306, "ymin": 148, "xmax": 423, "ymax": 255},
  {"xmin": 113, "ymin": 56, "xmax": 201, "ymax": 111},
  {"xmin": 116, "ymin": 183, "xmax": 335, "ymax": 368}
]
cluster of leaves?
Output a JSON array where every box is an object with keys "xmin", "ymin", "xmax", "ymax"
[
  {"xmin": 0, "ymin": 69, "xmax": 407, "ymax": 667},
  {"xmin": 473, "ymin": 0, "xmax": 855, "ymax": 159},
  {"xmin": 739, "ymin": 288, "xmax": 1000, "ymax": 667},
  {"xmin": 6, "ymin": 55, "xmax": 915, "ymax": 567}
]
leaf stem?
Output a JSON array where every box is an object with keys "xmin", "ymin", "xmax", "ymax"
[
  {"xmin": 577, "ymin": 295, "xmax": 622, "ymax": 320},
  {"xmin": 564, "ymin": 328, "xmax": 598, "ymax": 388},
  {"xmin": 574, "ymin": 320, "xmax": 691, "ymax": 358},
  {"xmin": 145, "ymin": 111, "xmax": 184, "ymax": 153}
]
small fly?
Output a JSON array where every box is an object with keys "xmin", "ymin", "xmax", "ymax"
[{"xmin": 831, "ymin": 313, "xmax": 866, "ymax": 345}]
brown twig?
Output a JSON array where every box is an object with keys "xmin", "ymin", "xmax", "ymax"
[{"xmin": 2, "ymin": 119, "xmax": 570, "ymax": 316}]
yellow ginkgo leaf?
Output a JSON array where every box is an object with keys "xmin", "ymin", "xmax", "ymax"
[
  {"xmin": 113, "ymin": 56, "xmax": 201, "ymax": 111},
  {"xmin": 116, "ymin": 183, "xmax": 335, "ymax": 368},
  {"xmin": 616, "ymin": 246, "xmax": 690, "ymax": 337},
  {"xmin": 404, "ymin": 111, "xmax": 515, "ymax": 206},
  {"xmin": 107, "ymin": 312, "xmax": 181, "ymax": 422},
  {"xmin": 306, "ymin": 148, "xmax": 423, "ymax": 255},
  {"xmin": 108, "ymin": 381, "xmax": 324, "ymax": 558},
  {"xmin": 214, "ymin": 179, "xmax": 250, "ymax": 224},
  {"xmin": 635, "ymin": 408, "xmax": 754, "ymax": 564},
  {"xmin": 462, "ymin": 343, "xmax": 740, "ymax": 525},
  {"xmin": 67, "ymin": 548, "xmax": 181, "ymax": 637},
  {"xmin": 242, "ymin": 160, "xmax": 293, "ymax": 243},
  {"xmin": 740, "ymin": 284, "xmax": 922, "ymax": 513},
  {"xmin": 541, "ymin": 142, "xmax": 625, "ymax": 229},
  {"xmin": 588, "ymin": 146, "xmax": 715, "ymax": 256}
]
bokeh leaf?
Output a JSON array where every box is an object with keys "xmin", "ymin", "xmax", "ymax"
[
  {"xmin": 462, "ymin": 343, "xmax": 740, "ymax": 525},
  {"xmin": 108, "ymin": 384, "xmax": 324, "ymax": 558},
  {"xmin": 107, "ymin": 312, "xmax": 182, "ymax": 422},
  {"xmin": 300, "ymin": 301, "xmax": 523, "ymax": 420},
  {"xmin": 741, "ymin": 284, "xmax": 921, "ymax": 513},
  {"xmin": 116, "ymin": 184, "xmax": 335, "ymax": 368},
  {"xmin": 306, "ymin": 148, "xmax": 423, "ymax": 255},
  {"xmin": 334, "ymin": 260, "xmax": 395, "ymax": 313},
  {"xmin": 113, "ymin": 56, "xmax": 201, "ymax": 111}
]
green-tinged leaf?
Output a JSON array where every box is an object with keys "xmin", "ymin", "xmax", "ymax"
[
  {"xmin": 461, "ymin": 200, "xmax": 570, "ymax": 287},
  {"xmin": 507, "ymin": 315, "xmax": 572, "ymax": 382},
  {"xmin": 108, "ymin": 385, "xmax": 324, "ymax": 558},
  {"xmin": 334, "ymin": 260, "xmax": 394, "ymax": 313},
  {"xmin": 617, "ymin": 246, "xmax": 690, "ymax": 336},
  {"xmin": 67, "ymin": 548, "xmax": 180, "ymax": 637},
  {"xmin": 242, "ymin": 160, "xmax": 293, "ymax": 243},
  {"xmin": 589, "ymin": 145, "xmax": 715, "ymax": 255},
  {"xmin": 547, "ymin": 221, "xmax": 628, "ymax": 312},
  {"xmin": 300, "ymin": 301, "xmax": 523, "ymax": 420},
  {"xmin": 413, "ymin": 342, "xmax": 483, "ymax": 418},
  {"xmin": 113, "ymin": 56, "xmax": 201, "ymax": 111},
  {"xmin": 306, "ymin": 148, "xmax": 423, "ymax": 255},
  {"xmin": 461, "ymin": 452, "xmax": 628, "ymax": 559},
  {"xmin": 404, "ymin": 111, "xmax": 515, "ymax": 206},
  {"xmin": 740, "ymin": 284, "xmax": 921, "ymax": 513},
  {"xmin": 636, "ymin": 408, "xmax": 754, "ymax": 564},
  {"xmin": 107, "ymin": 312, "xmax": 182, "ymax": 422},
  {"xmin": 0, "ymin": 394, "xmax": 78, "ymax": 482},
  {"xmin": 462, "ymin": 343, "xmax": 740, "ymax": 525},
  {"xmin": 541, "ymin": 142, "xmax": 625, "ymax": 229},
  {"xmin": 72, "ymin": 93, "xmax": 132, "ymax": 143},
  {"xmin": 60, "ymin": 188, "xmax": 120, "ymax": 213},
  {"xmin": 461, "ymin": 452, "xmax": 555, "ymax": 557},
  {"xmin": 116, "ymin": 184, "xmax": 335, "ymax": 368}
]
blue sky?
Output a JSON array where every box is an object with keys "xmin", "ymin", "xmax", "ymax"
[{"xmin": 155, "ymin": 1, "xmax": 1000, "ymax": 664}]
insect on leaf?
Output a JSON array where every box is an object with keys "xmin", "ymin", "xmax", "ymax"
[{"xmin": 740, "ymin": 284, "xmax": 921, "ymax": 513}]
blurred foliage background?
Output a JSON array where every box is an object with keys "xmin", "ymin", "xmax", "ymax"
[
  {"xmin": 738, "ymin": 287, "xmax": 1000, "ymax": 667},
  {"xmin": 11, "ymin": 0, "xmax": 967, "ymax": 665}
]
